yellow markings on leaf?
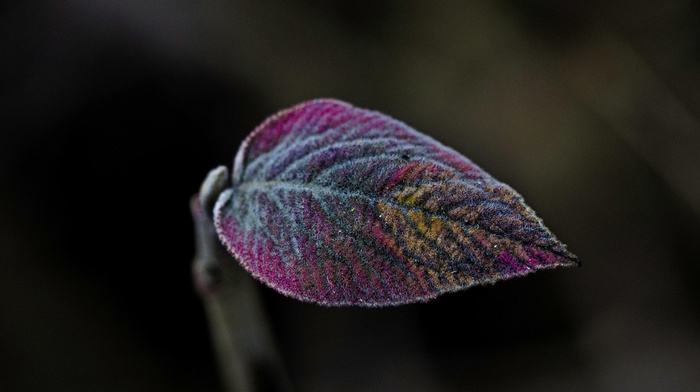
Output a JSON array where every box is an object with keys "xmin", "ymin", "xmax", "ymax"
[
  {"xmin": 377, "ymin": 202, "xmax": 465, "ymax": 288},
  {"xmin": 394, "ymin": 186, "xmax": 416, "ymax": 205},
  {"xmin": 406, "ymin": 211, "xmax": 466, "ymax": 287},
  {"xmin": 404, "ymin": 186, "xmax": 427, "ymax": 206},
  {"xmin": 427, "ymin": 216, "xmax": 444, "ymax": 239},
  {"xmin": 406, "ymin": 210, "xmax": 444, "ymax": 241},
  {"xmin": 407, "ymin": 210, "xmax": 427, "ymax": 232},
  {"xmin": 394, "ymin": 182, "xmax": 433, "ymax": 207},
  {"xmin": 377, "ymin": 201, "xmax": 441, "ymax": 287}
]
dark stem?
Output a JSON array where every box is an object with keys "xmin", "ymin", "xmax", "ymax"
[{"xmin": 191, "ymin": 166, "xmax": 292, "ymax": 392}]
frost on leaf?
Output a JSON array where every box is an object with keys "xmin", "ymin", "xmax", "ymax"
[{"xmin": 214, "ymin": 99, "xmax": 579, "ymax": 306}]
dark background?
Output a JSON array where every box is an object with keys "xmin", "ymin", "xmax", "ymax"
[{"xmin": 2, "ymin": 1, "xmax": 700, "ymax": 391}]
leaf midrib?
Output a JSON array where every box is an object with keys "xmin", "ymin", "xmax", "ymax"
[{"xmin": 235, "ymin": 180, "xmax": 574, "ymax": 260}]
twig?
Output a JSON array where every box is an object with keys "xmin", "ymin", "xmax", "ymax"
[{"xmin": 191, "ymin": 166, "xmax": 292, "ymax": 392}]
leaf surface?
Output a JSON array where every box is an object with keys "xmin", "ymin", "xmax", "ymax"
[{"xmin": 214, "ymin": 99, "xmax": 578, "ymax": 306}]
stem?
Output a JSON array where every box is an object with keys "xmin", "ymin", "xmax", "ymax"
[{"xmin": 191, "ymin": 167, "xmax": 292, "ymax": 392}]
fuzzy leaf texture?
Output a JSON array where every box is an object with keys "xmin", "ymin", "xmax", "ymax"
[{"xmin": 214, "ymin": 99, "xmax": 579, "ymax": 306}]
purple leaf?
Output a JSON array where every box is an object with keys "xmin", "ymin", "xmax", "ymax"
[{"xmin": 214, "ymin": 99, "xmax": 579, "ymax": 306}]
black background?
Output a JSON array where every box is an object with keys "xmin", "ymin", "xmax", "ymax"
[{"xmin": 2, "ymin": 1, "xmax": 700, "ymax": 391}]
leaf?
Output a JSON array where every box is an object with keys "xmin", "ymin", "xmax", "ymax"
[{"xmin": 214, "ymin": 99, "xmax": 579, "ymax": 306}]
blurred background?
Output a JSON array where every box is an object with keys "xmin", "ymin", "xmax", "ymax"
[{"xmin": 2, "ymin": 0, "xmax": 700, "ymax": 391}]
